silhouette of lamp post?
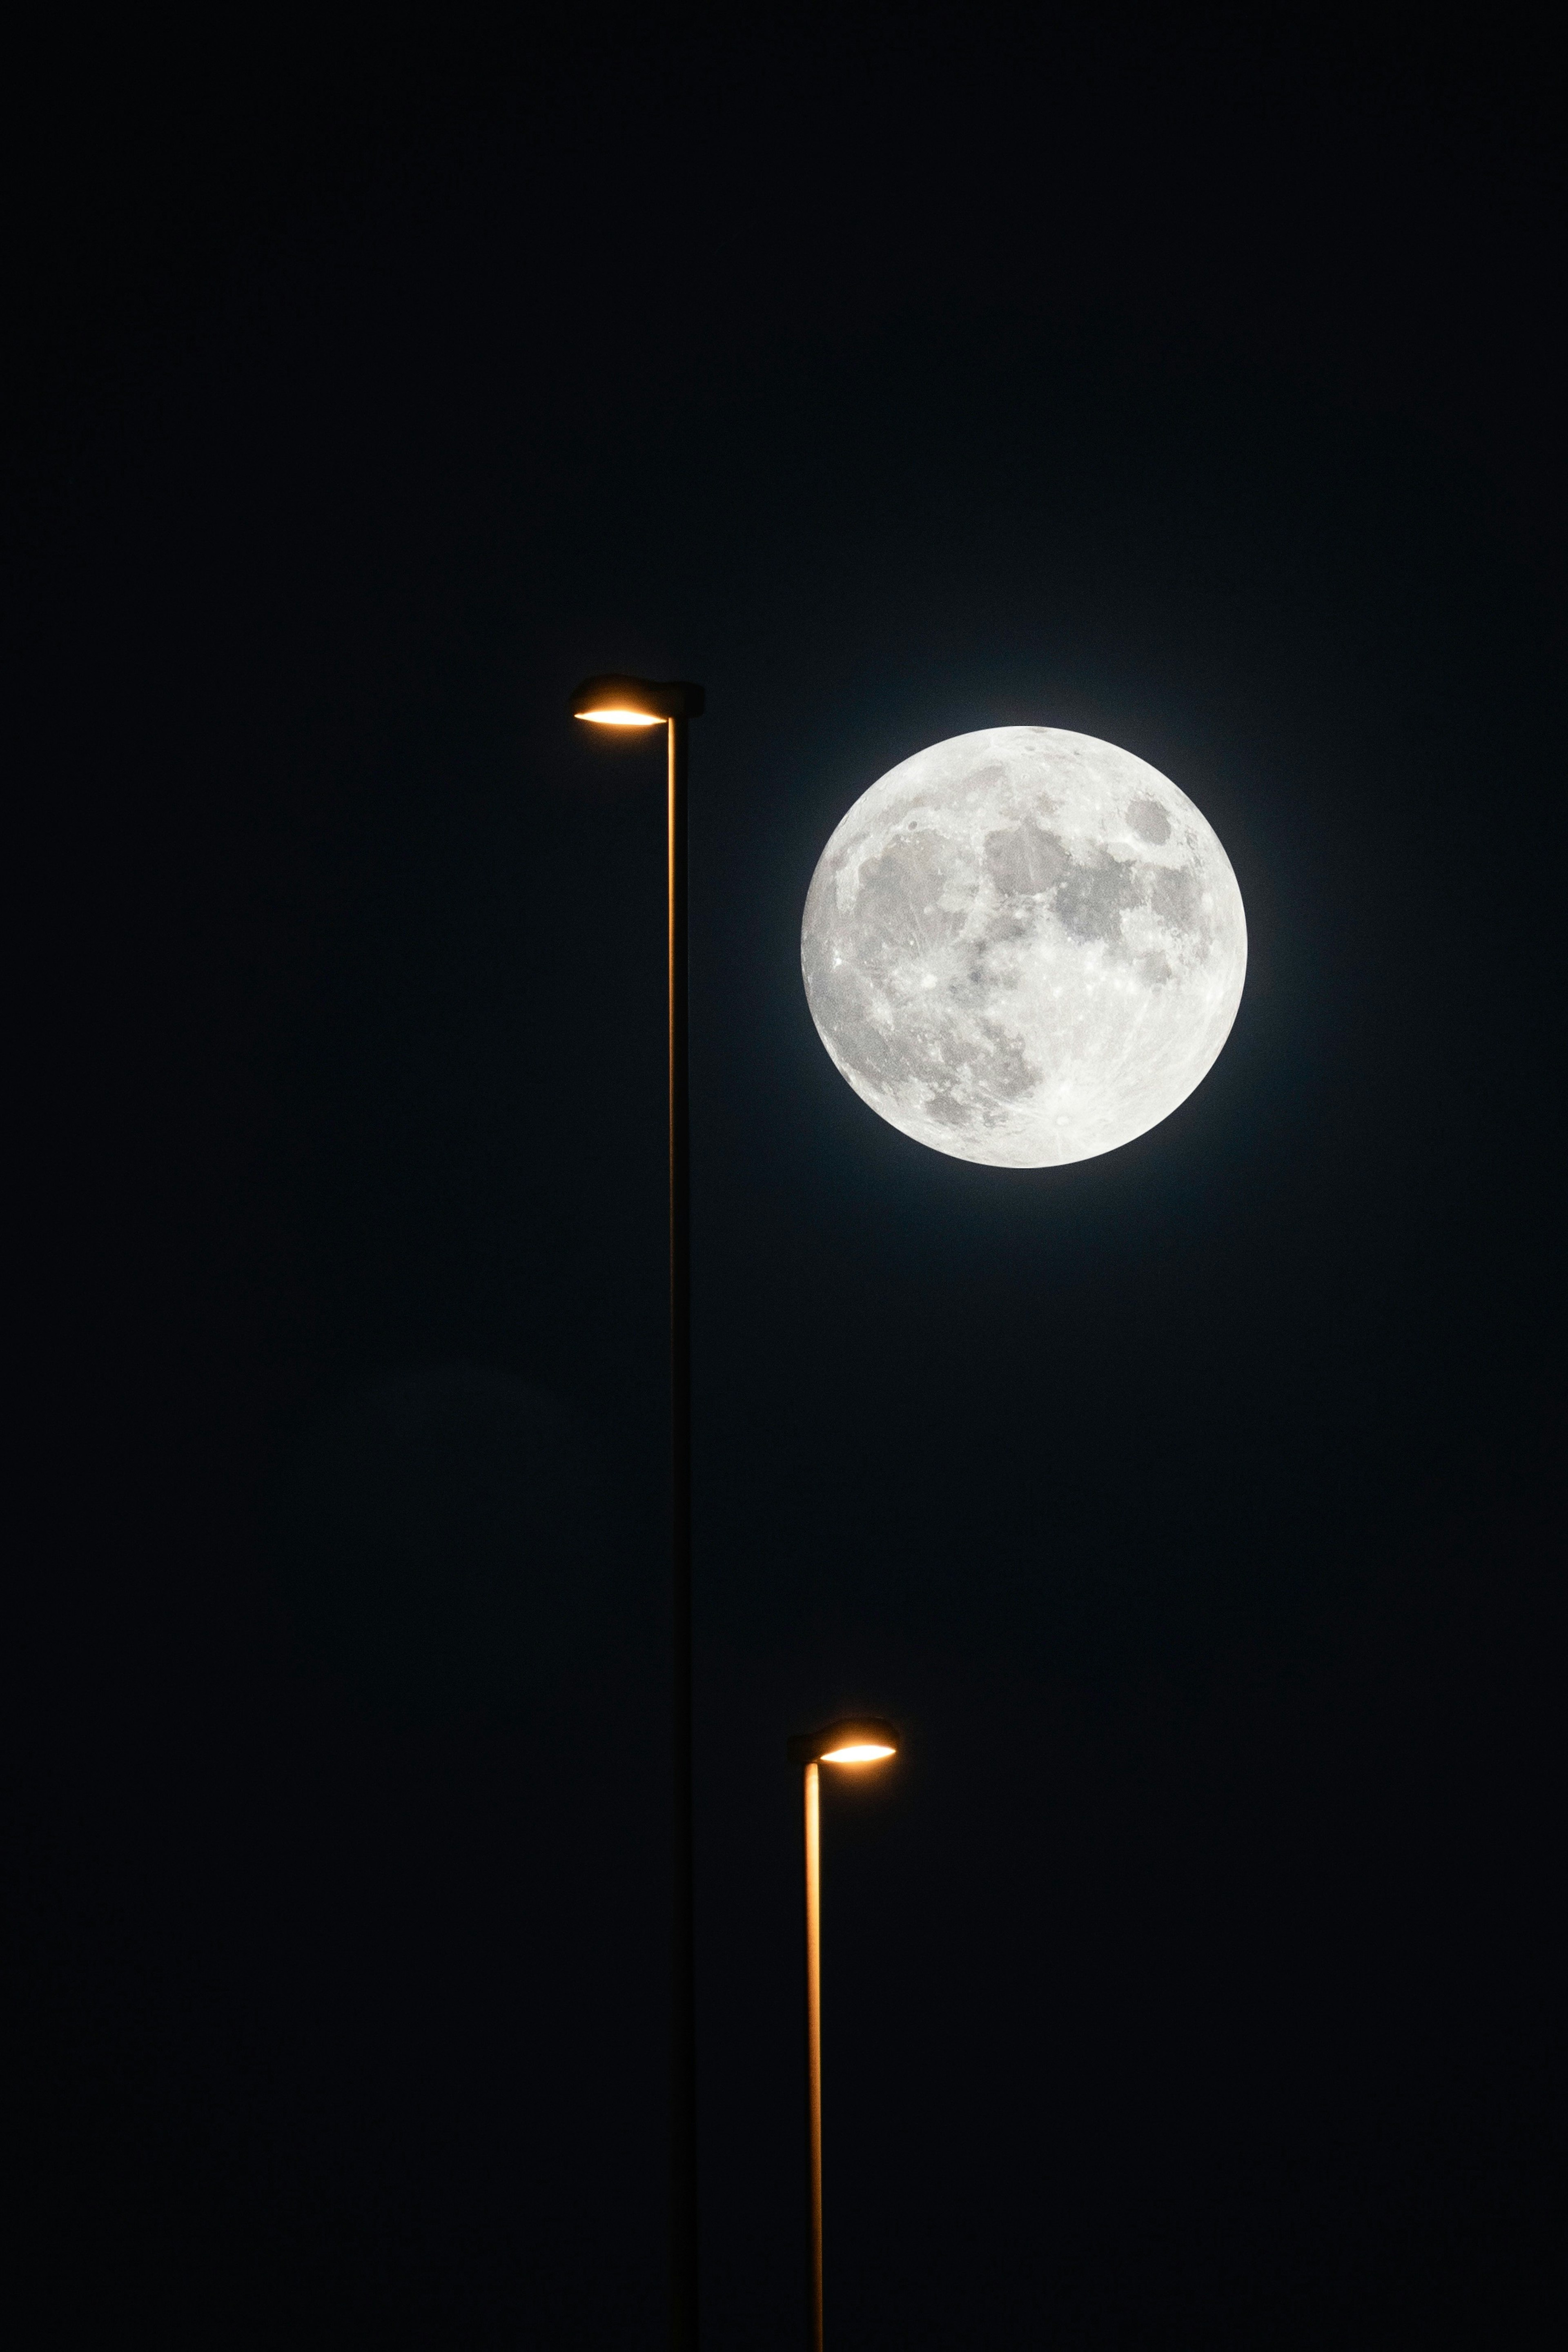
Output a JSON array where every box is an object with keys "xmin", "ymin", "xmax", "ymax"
[
  {"xmin": 572, "ymin": 673, "xmax": 706, "ymax": 2350},
  {"xmin": 785, "ymin": 1717, "xmax": 902, "ymax": 2352}
]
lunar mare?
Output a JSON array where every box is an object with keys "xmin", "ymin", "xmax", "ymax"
[{"xmin": 800, "ymin": 727, "xmax": 1246, "ymax": 1167}]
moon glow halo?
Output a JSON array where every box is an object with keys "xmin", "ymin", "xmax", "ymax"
[{"xmin": 800, "ymin": 726, "xmax": 1247, "ymax": 1167}]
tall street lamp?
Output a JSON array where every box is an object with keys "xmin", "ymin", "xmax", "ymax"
[
  {"xmin": 571, "ymin": 673, "xmax": 706, "ymax": 2350},
  {"xmin": 785, "ymin": 1717, "xmax": 902, "ymax": 2352}
]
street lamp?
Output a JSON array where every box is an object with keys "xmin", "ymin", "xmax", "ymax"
[
  {"xmin": 785, "ymin": 1717, "xmax": 902, "ymax": 2352},
  {"xmin": 571, "ymin": 671, "xmax": 706, "ymax": 2350}
]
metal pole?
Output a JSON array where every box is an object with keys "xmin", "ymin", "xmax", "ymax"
[
  {"xmin": 668, "ymin": 714, "xmax": 698, "ymax": 2350},
  {"xmin": 804, "ymin": 1759, "xmax": 823, "ymax": 2352}
]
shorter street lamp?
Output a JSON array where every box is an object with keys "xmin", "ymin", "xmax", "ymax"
[{"xmin": 785, "ymin": 1717, "xmax": 902, "ymax": 2352}]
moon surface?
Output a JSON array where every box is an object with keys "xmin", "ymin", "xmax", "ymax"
[{"xmin": 801, "ymin": 727, "xmax": 1247, "ymax": 1167}]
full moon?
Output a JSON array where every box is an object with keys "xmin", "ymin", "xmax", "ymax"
[{"xmin": 801, "ymin": 727, "xmax": 1247, "ymax": 1167}]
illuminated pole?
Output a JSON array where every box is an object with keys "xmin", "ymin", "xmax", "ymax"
[
  {"xmin": 803, "ymin": 1760, "xmax": 823, "ymax": 2352},
  {"xmin": 786, "ymin": 1718, "xmax": 902, "ymax": 2352},
  {"xmin": 571, "ymin": 675, "xmax": 705, "ymax": 2350},
  {"xmin": 666, "ymin": 701, "xmax": 697, "ymax": 2352}
]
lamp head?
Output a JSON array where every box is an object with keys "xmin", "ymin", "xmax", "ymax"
[
  {"xmin": 787, "ymin": 1716, "xmax": 901, "ymax": 1769},
  {"xmin": 570, "ymin": 675, "xmax": 706, "ymax": 725}
]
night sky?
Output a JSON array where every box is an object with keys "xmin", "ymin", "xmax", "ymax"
[{"xmin": 8, "ymin": 16, "xmax": 1561, "ymax": 2347}]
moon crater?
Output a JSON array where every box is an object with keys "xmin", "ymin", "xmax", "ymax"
[{"xmin": 801, "ymin": 726, "xmax": 1247, "ymax": 1167}]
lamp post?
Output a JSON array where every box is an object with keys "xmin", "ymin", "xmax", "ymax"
[
  {"xmin": 785, "ymin": 1717, "xmax": 902, "ymax": 2352},
  {"xmin": 571, "ymin": 673, "xmax": 706, "ymax": 2350}
]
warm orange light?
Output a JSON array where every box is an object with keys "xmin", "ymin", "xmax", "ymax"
[
  {"xmin": 575, "ymin": 707, "xmax": 664, "ymax": 726},
  {"xmin": 820, "ymin": 1743, "xmax": 896, "ymax": 1765}
]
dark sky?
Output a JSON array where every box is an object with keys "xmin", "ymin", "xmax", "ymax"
[{"xmin": 7, "ymin": 13, "xmax": 1561, "ymax": 2348}]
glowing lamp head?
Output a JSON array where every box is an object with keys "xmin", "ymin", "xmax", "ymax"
[
  {"xmin": 787, "ymin": 1716, "xmax": 902, "ymax": 1769},
  {"xmin": 569, "ymin": 674, "xmax": 706, "ymax": 726}
]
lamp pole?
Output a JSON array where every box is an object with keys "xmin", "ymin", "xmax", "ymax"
[
  {"xmin": 802, "ymin": 1758, "xmax": 824, "ymax": 2352},
  {"xmin": 786, "ymin": 1718, "xmax": 902, "ymax": 2352},
  {"xmin": 571, "ymin": 675, "xmax": 705, "ymax": 2350},
  {"xmin": 665, "ymin": 701, "xmax": 697, "ymax": 2352}
]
